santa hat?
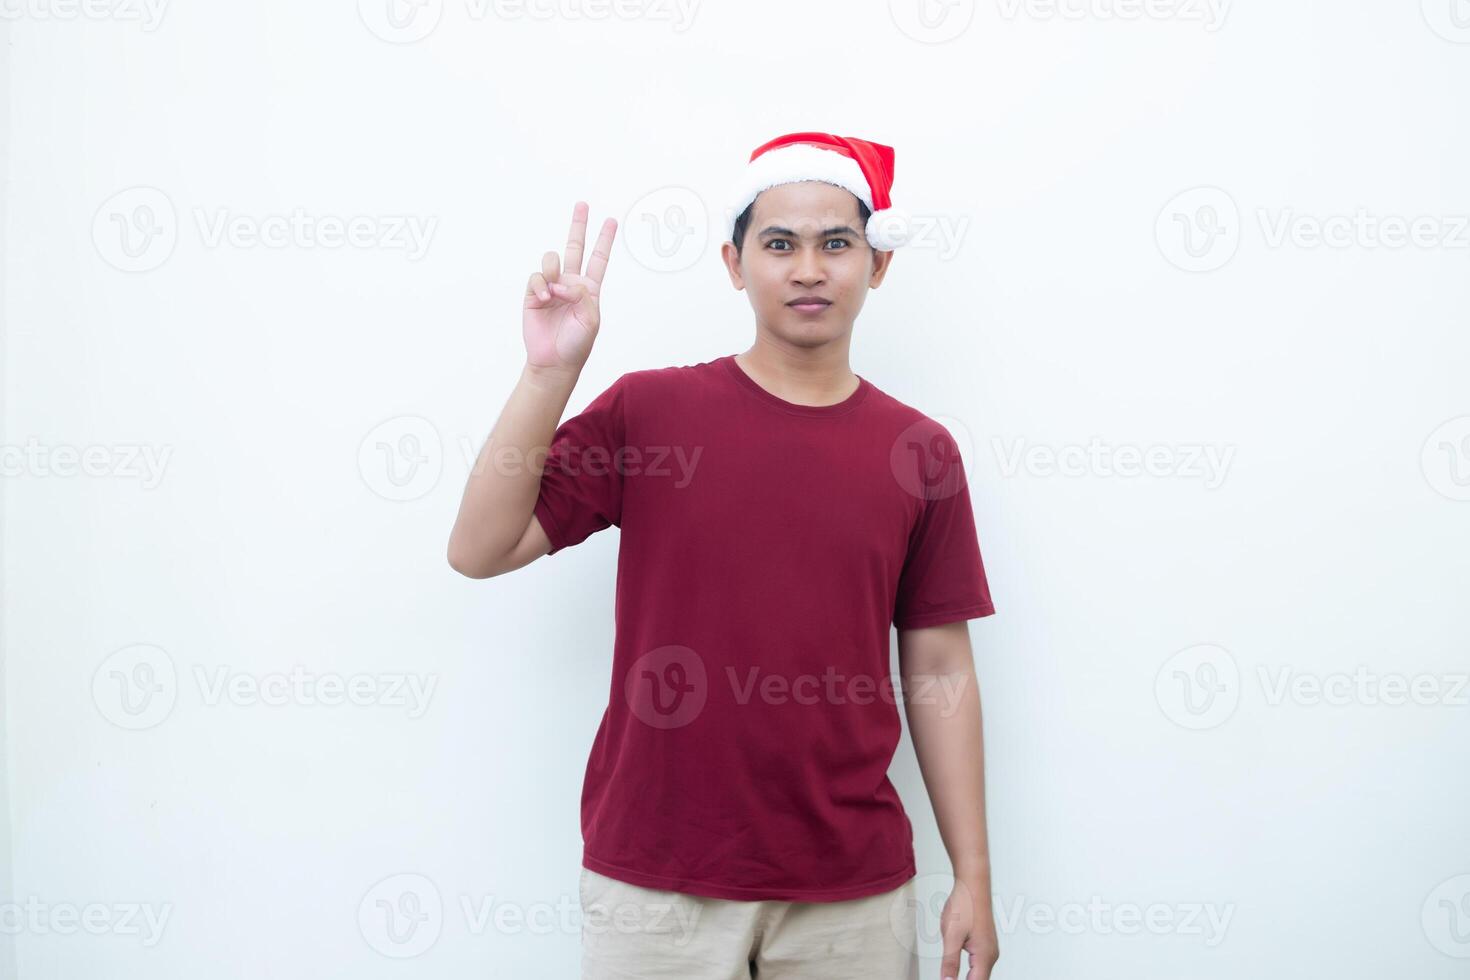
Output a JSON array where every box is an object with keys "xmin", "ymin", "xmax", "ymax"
[{"xmin": 725, "ymin": 132, "xmax": 913, "ymax": 251}]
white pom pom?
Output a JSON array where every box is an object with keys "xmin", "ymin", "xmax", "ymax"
[{"xmin": 866, "ymin": 207, "xmax": 913, "ymax": 251}]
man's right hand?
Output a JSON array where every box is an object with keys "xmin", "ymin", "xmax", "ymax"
[{"xmin": 524, "ymin": 201, "xmax": 618, "ymax": 375}]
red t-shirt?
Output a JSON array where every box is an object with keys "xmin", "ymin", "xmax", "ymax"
[{"xmin": 532, "ymin": 353, "xmax": 995, "ymax": 902}]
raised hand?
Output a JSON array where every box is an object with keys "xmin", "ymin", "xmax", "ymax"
[{"xmin": 524, "ymin": 201, "xmax": 617, "ymax": 375}]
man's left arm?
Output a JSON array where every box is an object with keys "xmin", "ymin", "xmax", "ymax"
[{"xmin": 899, "ymin": 620, "xmax": 999, "ymax": 980}]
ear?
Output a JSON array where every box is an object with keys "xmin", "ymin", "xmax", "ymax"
[
  {"xmin": 720, "ymin": 240, "xmax": 746, "ymax": 291},
  {"xmin": 868, "ymin": 247, "xmax": 894, "ymax": 288}
]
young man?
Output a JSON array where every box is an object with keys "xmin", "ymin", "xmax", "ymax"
[{"xmin": 448, "ymin": 132, "xmax": 1000, "ymax": 980}]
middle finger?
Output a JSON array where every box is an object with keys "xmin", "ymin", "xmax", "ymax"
[{"xmin": 563, "ymin": 201, "xmax": 589, "ymax": 276}]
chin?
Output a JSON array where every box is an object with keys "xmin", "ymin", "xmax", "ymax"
[{"xmin": 775, "ymin": 322, "xmax": 845, "ymax": 347}]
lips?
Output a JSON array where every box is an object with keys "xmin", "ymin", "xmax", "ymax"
[{"xmin": 787, "ymin": 297, "xmax": 831, "ymax": 312}]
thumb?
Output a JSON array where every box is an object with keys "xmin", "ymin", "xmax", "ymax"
[
  {"xmin": 939, "ymin": 931, "xmax": 963, "ymax": 980},
  {"xmin": 552, "ymin": 281, "xmax": 599, "ymax": 325},
  {"xmin": 549, "ymin": 281, "xmax": 592, "ymax": 306}
]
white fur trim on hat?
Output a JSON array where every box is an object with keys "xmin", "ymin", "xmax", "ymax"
[{"xmin": 726, "ymin": 144, "xmax": 911, "ymax": 251}]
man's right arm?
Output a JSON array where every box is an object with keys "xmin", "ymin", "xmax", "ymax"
[
  {"xmin": 445, "ymin": 363, "xmax": 580, "ymax": 579},
  {"xmin": 446, "ymin": 200, "xmax": 618, "ymax": 579}
]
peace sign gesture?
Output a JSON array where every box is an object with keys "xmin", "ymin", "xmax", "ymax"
[{"xmin": 524, "ymin": 201, "xmax": 618, "ymax": 375}]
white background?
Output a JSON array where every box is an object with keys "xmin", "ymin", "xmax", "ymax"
[{"xmin": 3, "ymin": 0, "xmax": 1470, "ymax": 977}]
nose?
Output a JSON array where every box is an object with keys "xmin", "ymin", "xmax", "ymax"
[{"xmin": 791, "ymin": 246, "xmax": 826, "ymax": 287}]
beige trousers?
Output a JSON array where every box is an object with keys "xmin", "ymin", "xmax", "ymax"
[{"xmin": 579, "ymin": 867, "xmax": 921, "ymax": 980}]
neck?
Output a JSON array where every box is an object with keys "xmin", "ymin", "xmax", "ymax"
[{"xmin": 735, "ymin": 337, "xmax": 859, "ymax": 407}]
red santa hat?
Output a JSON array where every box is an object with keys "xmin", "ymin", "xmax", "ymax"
[{"xmin": 726, "ymin": 132, "xmax": 913, "ymax": 252}]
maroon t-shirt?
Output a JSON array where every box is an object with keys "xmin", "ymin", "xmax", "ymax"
[{"xmin": 532, "ymin": 353, "xmax": 995, "ymax": 902}]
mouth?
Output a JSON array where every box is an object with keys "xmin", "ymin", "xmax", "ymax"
[{"xmin": 787, "ymin": 299, "xmax": 832, "ymax": 314}]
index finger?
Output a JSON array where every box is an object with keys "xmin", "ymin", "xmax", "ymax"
[
  {"xmin": 563, "ymin": 201, "xmax": 589, "ymax": 276},
  {"xmin": 584, "ymin": 217, "xmax": 618, "ymax": 286}
]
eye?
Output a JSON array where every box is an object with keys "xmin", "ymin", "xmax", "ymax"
[
  {"xmin": 766, "ymin": 240, "xmax": 791, "ymax": 251},
  {"xmin": 826, "ymin": 238, "xmax": 849, "ymax": 249}
]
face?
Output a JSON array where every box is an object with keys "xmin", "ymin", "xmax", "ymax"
[{"xmin": 721, "ymin": 181, "xmax": 893, "ymax": 349}]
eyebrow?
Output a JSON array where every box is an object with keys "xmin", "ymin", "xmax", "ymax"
[{"xmin": 757, "ymin": 225, "xmax": 860, "ymax": 239}]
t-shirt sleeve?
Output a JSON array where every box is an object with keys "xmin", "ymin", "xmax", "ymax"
[
  {"xmin": 532, "ymin": 374, "xmax": 629, "ymax": 555},
  {"xmin": 892, "ymin": 424, "xmax": 996, "ymax": 631}
]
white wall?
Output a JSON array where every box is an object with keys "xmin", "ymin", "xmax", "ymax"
[
  {"xmin": 0, "ymin": 11, "xmax": 14, "ymax": 980},
  {"xmin": 3, "ymin": 2, "xmax": 1469, "ymax": 978}
]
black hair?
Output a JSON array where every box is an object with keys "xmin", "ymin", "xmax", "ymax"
[{"xmin": 730, "ymin": 190, "xmax": 872, "ymax": 259}]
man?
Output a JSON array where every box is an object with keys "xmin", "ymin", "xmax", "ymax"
[{"xmin": 447, "ymin": 132, "xmax": 1000, "ymax": 980}]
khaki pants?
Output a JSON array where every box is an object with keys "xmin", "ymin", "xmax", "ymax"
[{"xmin": 579, "ymin": 867, "xmax": 921, "ymax": 980}]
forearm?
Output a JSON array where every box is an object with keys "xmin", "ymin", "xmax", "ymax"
[
  {"xmin": 900, "ymin": 629, "xmax": 992, "ymax": 886},
  {"xmin": 447, "ymin": 362, "xmax": 580, "ymax": 575}
]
